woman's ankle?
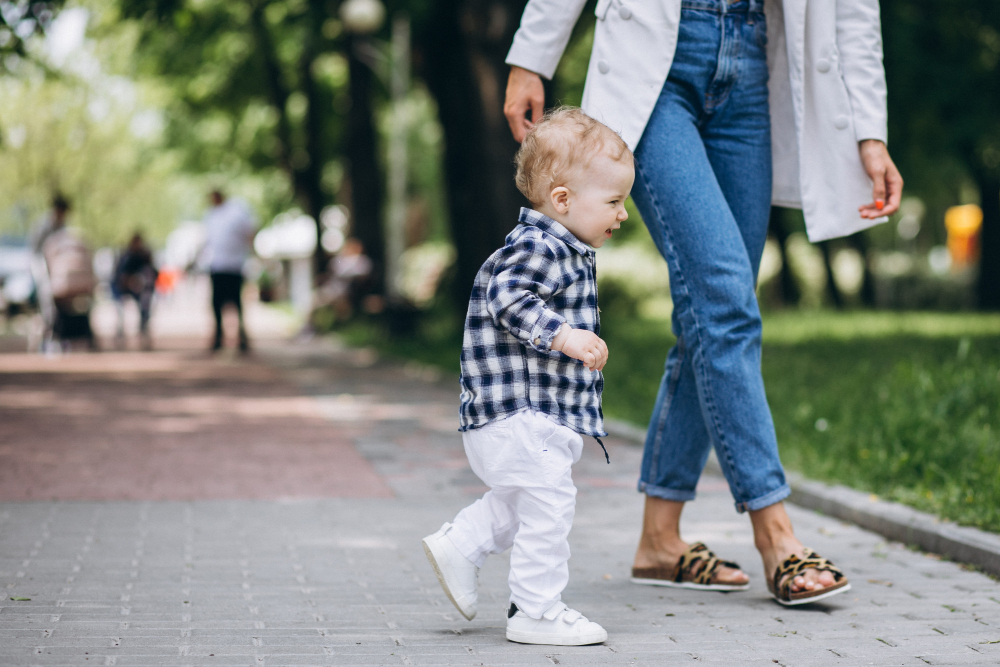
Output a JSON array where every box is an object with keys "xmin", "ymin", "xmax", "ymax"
[{"xmin": 633, "ymin": 535, "xmax": 688, "ymax": 569}]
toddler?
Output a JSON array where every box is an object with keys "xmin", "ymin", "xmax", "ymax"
[{"xmin": 422, "ymin": 108, "xmax": 635, "ymax": 646}]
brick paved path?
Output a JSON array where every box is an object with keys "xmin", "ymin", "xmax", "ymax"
[{"xmin": 2, "ymin": 294, "xmax": 1000, "ymax": 665}]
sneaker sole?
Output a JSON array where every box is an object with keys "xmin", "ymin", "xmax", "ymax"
[
  {"xmin": 506, "ymin": 629, "xmax": 608, "ymax": 646},
  {"xmin": 630, "ymin": 577, "xmax": 750, "ymax": 592},
  {"xmin": 421, "ymin": 536, "xmax": 476, "ymax": 621}
]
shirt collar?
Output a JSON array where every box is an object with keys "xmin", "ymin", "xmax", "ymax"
[{"xmin": 518, "ymin": 207, "xmax": 593, "ymax": 257}]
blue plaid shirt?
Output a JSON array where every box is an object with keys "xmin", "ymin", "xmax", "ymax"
[{"xmin": 459, "ymin": 208, "xmax": 605, "ymax": 437}]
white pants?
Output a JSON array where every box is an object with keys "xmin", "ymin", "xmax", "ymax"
[{"xmin": 446, "ymin": 410, "xmax": 584, "ymax": 619}]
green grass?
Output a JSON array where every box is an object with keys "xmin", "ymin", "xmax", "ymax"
[{"xmin": 342, "ymin": 311, "xmax": 1000, "ymax": 532}]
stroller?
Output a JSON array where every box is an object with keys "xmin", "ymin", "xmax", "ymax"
[{"xmin": 33, "ymin": 229, "xmax": 97, "ymax": 351}]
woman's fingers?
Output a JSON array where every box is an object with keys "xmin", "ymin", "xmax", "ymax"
[
  {"xmin": 858, "ymin": 139, "xmax": 903, "ymax": 219},
  {"xmin": 882, "ymin": 161, "xmax": 904, "ymax": 216},
  {"xmin": 504, "ymin": 66, "xmax": 545, "ymax": 143}
]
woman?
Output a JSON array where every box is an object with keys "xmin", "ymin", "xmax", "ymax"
[{"xmin": 502, "ymin": 0, "xmax": 902, "ymax": 605}]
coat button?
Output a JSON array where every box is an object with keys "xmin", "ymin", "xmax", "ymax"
[
  {"xmin": 816, "ymin": 58, "xmax": 831, "ymax": 73},
  {"xmin": 619, "ymin": 6, "xmax": 632, "ymax": 19},
  {"xmin": 834, "ymin": 115, "xmax": 849, "ymax": 130},
  {"xmin": 597, "ymin": 60, "xmax": 610, "ymax": 74},
  {"xmin": 533, "ymin": 337, "xmax": 542, "ymax": 346}
]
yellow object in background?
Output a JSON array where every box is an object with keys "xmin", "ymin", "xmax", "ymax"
[{"xmin": 944, "ymin": 204, "xmax": 983, "ymax": 267}]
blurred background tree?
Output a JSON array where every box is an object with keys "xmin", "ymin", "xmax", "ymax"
[
  {"xmin": 0, "ymin": 2, "xmax": 186, "ymax": 245},
  {"xmin": 881, "ymin": 0, "xmax": 1000, "ymax": 309},
  {"xmin": 0, "ymin": 0, "xmax": 63, "ymax": 68},
  {"xmin": 118, "ymin": 0, "xmax": 350, "ymax": 275}
]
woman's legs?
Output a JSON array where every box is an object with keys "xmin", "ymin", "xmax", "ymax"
[{"xmin": 631, "ymin": 0, "xmax": 835, "ymax": 592}]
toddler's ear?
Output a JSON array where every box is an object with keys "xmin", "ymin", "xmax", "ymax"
[{"xmin": 550, "ymin": 186, "xmax": 571, "ymax": 214}]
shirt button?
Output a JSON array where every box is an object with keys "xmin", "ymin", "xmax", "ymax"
[
  {"xmin": 534, "ymin": 337, "xmax": 542, "ymax": 346},
  {"xmin": 597, "ymin": 60, "xmax": 610, "ymax": 74},
  {"xmin": 816, "ymin": 58, "xmax": 831, "ymax": 73},
  {"xmin": 618, "ymin": 6, "xmax": 632, "ymax": 19},
  {"xmin": 834, "ymin": 115, "xmax": 849, "ymax": 130}
]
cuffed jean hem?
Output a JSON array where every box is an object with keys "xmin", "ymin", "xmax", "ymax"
[
  {"xmin": 637, "ymin": 481, "xmax": 697, "ymax": 503},
  {"xmin": 734, "ymin": 483, "xmax": 791, "ymax": 514}
]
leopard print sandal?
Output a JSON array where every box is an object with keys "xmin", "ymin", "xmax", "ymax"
[
  {"xmin": 767, "ymin": 547, "xmax": 851, "ymax": 606},
  {"xmin": 631, "ymin": 542, "xmax": 750, "ymax": 592}
]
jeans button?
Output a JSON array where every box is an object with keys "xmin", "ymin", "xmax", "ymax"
[
  {"xmin": 598, "ymin": 60, "xmax": 610, "ymax": 74},
  {"xmin": 834, "ymin": 115, "xmax": 849, "ymax": 130},
  {"xmin": 618, "ymin": 6, "xmax": 632, "ymax": 19},
  {"xmin": 816, "ymin": 58, "xmax": 831, "ymax": 73}
]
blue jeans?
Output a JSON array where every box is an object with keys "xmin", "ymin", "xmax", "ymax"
[{"xmin": 631, "ymin": 0, "xmax": 789, "ymax": 513}]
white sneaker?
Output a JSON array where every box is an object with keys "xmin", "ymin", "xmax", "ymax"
[
  {"xmin": 421, "ymin": 523, "xmax": 478, "ymax": 620},
  {"xmin": 506, "ymin": 601, "xmax": 608, "ymax": 646}
]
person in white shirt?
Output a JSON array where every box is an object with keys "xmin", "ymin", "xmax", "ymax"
[{"xmin": 202, "ymin": 190, "xmax": 257, "ymax": 352}]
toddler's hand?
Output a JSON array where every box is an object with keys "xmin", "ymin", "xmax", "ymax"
[{"xmin": 552, "ymin": 325, "xmax": 608, "ymax": 371}]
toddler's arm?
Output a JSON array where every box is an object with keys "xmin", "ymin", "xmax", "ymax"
[{"xmin": 486, "ymin": 239, "xmax": 567, "ymax": 353}]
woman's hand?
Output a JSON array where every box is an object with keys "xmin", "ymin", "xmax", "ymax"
[
  {"xmin": 552, "ymin": 324, "xmax": 609, "ymax": 371},
  {"xmin": 858, "ymin": 139, "xmax": 903, "ymax": 219},
  {"xmin": 504, "ymin": 66, "xmax": 545, "ymax": 143}
]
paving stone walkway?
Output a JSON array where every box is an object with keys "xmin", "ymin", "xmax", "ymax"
[{"xmin": 2, "ymin": 291, "xmax": 1000, "ymax": 665}]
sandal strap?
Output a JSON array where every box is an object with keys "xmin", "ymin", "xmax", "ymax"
[
  {"xmin": 671, "ymin": 542, "xmax": 743, "ymax": 586},
  {"xmin": 772, "ymin": 548, "xmax": 846, "ymax": 599}
]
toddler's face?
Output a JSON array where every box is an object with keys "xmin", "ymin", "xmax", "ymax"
[{"xmin": 552, "ymin": 154, "xmax": 634, "ymax": 248}]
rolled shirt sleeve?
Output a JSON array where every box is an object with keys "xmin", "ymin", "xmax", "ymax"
[
  {"xmin": 836, "ymin": 0, "xmax": 889, "ymax": 144},
  {"xmin": 486, "ymin": 237, "xmax": 568, "ymax": 353}
]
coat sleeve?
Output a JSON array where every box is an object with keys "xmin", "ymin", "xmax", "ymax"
[
  {"xmin": 486, "ymin": 237, "xmax": 567, "ymax": 353},
  {"xmin": 505, "ymin": 0, "xmax": 590, "ymax": 79},
  {"xmin": 836, "ymin": 0, "xmax": 889, "ymax": 144}
]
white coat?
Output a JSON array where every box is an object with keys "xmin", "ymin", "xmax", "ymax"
[{"xmin": 506, "ymin": 0, "xmax": 889, "ymax": 241}]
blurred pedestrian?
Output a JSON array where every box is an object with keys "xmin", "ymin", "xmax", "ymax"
[
  {"xmin": 504, "ymin": 0, "xmax": 902, "ymax": 606},
  {"xmin": 318, "ymin": 237, "xmax": 373, "ymax": 320},
  {"xmin": 112, "ymin": 232, "xmax": 158, "ymax": 350},
  {"xmin": 29, "ymin": 195, "xmax": 97, "ymax": 352},
  {"xmin": 30, "ymin": 194, "xmax": 70, "ymax": 254},
  {"xmin": 201, "ymin": 189, "xmax": 256, "ymax": 353}
]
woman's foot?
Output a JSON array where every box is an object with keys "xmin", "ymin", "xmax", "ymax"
[
  {"xmin": 760, "ymin": 542, "xmax": 838, "ymax": 593},
  {"xmin": 633, "ymin": 496, "xmax": 749, "ymax": 588},
  {"xmin": 633, "ymin": 539, "xmax": 749, "ymax": 589},
  {"xmin": 751, "ymin": 502, "xmax": 844, "ymax": 599}
]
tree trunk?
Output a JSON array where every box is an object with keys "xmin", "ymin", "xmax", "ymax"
[
  {"xmin": 768, "ymin": 207, "xmax": 800, "ymax": 307},
  {"xmin": 975, "ymin": 168, "xmax": 1000, "ymax": 310},
  {"xmin": 819, "ymin": 240, "xmax": 844, "ymax": 309},
  {"xmin": 301, "ymin": 0, "xmax": 329, "ymax": 278},
  {"xmin": 347, "ymin": 36, "xmax": 385, "ymax": 294},
  {"xmin": 252, "ymin": 3, "xmax": 327, "ymax": 280},
  {"xmin": 417, "ymin": 0, "xmax": 531, "ymax": 307},
  {"xmin": 846, "ymin": 231, "xmax": 876, "ymax": 308}
]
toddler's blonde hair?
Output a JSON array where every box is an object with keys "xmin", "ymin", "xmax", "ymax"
[{"xmin": 514, "ymin": 107, "xmax": 633, "ymax": 207}]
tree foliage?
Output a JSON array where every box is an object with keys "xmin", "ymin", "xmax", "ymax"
[
  {"xmin": 881, "ymin": 0, "xmax": 1000, "ymax": 307},
  {"xmin": 118, "ymin": 0, "xmax": 350, "ymax": 235},
  {"xmin": 0, "ymin": 1, "xmax": 63, "ymax": 68},
  {"xmin": 0, "ymin": 2, "xmax": 186, "ymax": 245}
]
